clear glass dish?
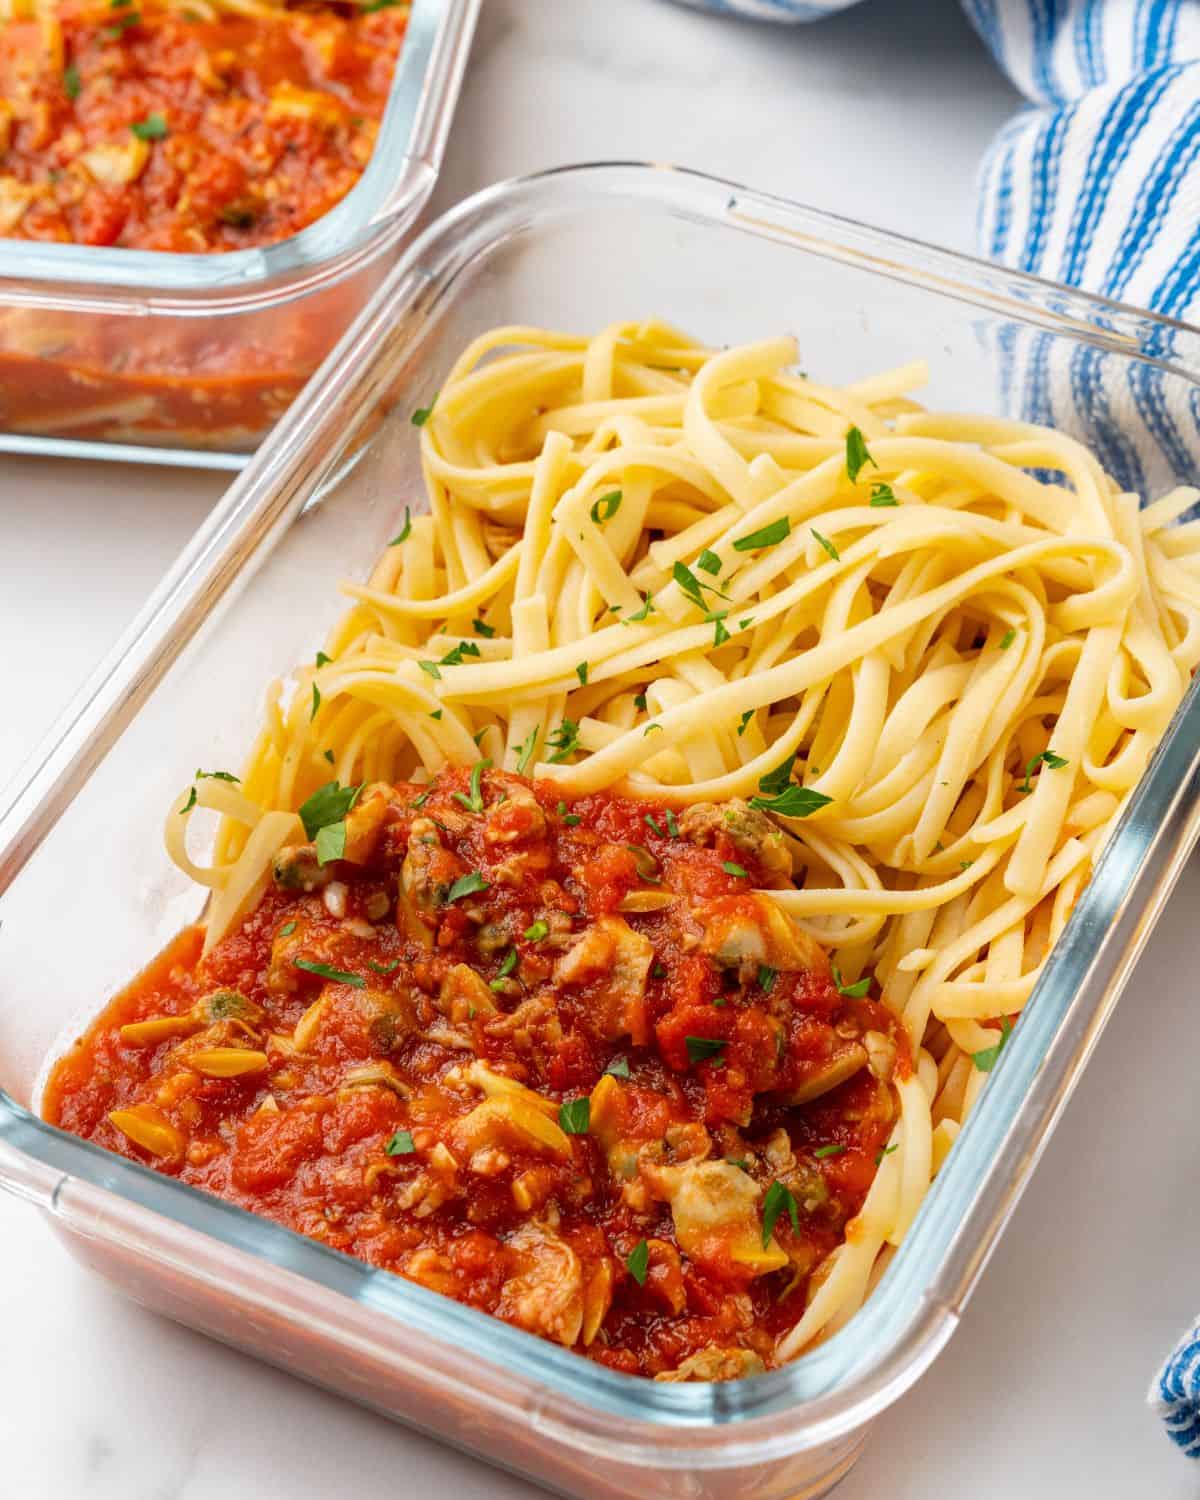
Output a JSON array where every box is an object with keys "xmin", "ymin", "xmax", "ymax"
[
  {"xmin": 0, "ymin": 0, "xmax": 479, "ymax": 470},
  {"xmin": 2, "ymin": 163, "xmax": 1200, "ymax": 1500}
]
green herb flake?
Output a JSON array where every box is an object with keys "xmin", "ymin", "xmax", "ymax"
[
  {"xmin": 644, "ymin": 813, "xmax": 665, "ymax": 838},
  {"xmin": 130, "ymin": 112, "xmax": 167, "ymax": 140},
  {"xmin": 633, "ymin": 692, "xmax": 648, "ymax": 712},
  {"xmin": 737, "ymin": 709, "xmax": 754, "ymax": 737},
  {"xmin": 310, "ymin": 683, "xmax": 321, "ymax": 720},
  {"xmin": 652, "ymin": 963, "xmax": 667, "ymax": 979},
  {"xmin": 869, "ymin": 482, "xmax": 898, "ymax": 507},
  {"xmin": 999, "ymin": 627, "xmax": 1016, "ymax": 650},
  {"xmin": 832, "ymin": 965, "xmax": 871, "ymax": 999},
  {"xmin": 685, "ymin": 1035, "xmax": 727, "ymax": 1065},
  {"xmin": 279, "ymin": 920, "xmax": 297, "ymax": 937},
  {"xmin": 875, "ymin": 1143, "xmax": 899, "ymax": 1165},
  {"xmin": 411, "ymin": 789, "xmax": 432, "ymax": 808},
  {"xmin": 732, "ymin": 517, "xmax": 791, "ymax": 553},
  {"xmin": 473, "ymin": 617, "xmax": 495, "ymax": 638},
  {"xmin": 761, "ymin": 1180, "xmax": 799, "ymax": 1246},
  {"xmin": 195, "ymin": 768, "xmax": 240, "ymax": 784},
  {"xmin": 315, "ymin": 821, "xmax": 346, "ymax": 866},
  {"xmin": 298, "ymin": 780, "xmax": 363, "ymax": 839},
  {"xmin": 1018, "ymin": 750, "xmax": 1069, "ymax": 795},
  {"xmin": 750, "ymin": 785, "xmax": 833, "ymax": 819},
  {"xmin": 389, "ymin": 508, "xmax": 412, "ymax": 546},
  {"xmin": 726, "ymin": 1158, "xmax": 750, "ymax": 1171},
  {"xmin": 524, "ymin": 919, "xmax": 549, "ymax": 942},
  {"xmin": 429, "ymin": 709, "xmax": 443, "ymax": 721},
  {"xmin": 811, "ymin": 527, "xmax": 839, "ymax": 562},
  {"xmin": 973, "ymin": 1016, "xmax": 1014, "ymax": 1073},
  {"xmin": 759, "ymin": 753, "xmax": 797, "ymax": 797},
  {"xmin": 64, "ymin": 63, "xmax": 82, "ymax": 99},
  {"xmin": 559, "ymin": 1096, "xmax": 590, "ymax": 1134},
  {"xmin": 411, "ymin": 394, "xmax": 437, "ymax": 427},
  {"xmin": 418, "ymin": 660, "xmax": 441, "ymax": 680},
  {"xmin": 626, "ymin": 1239, "xmax": 649, "ymax": 1287},
  {"xmin": 626, "ymin": 593, "xmax": 656, "ymax": 623},
  {"xmin": 589, "ymin": 490, "xmax": 622, "ymax": 525},
  {"xmin": 294, "ymin": 959, "xmax": 364, "ymax": 988},
  {"xmin": 103, "ymin": 9, "xmax": 140, "ymax": 36},
  {"xmin": 722, "ymin": 861, "xmax": 748, "ymax": 878},
  {"xmin": 673, "ymin": 559, "xmax": 707, "ymax": 610},
  {"xmin": 757, "ymin": 965, "xmax": 777, "ymax": 994},
  {"xmin": 386, "ymin": 1130, "xmax": 416, "ymax": 1156},
  {"xmin": 180, "ymin": 786, "xmax": 197, "ymax": 815},
  {"xmin": 665, "ymin": 810, "xmax": 679, "ymax": 838},
  {"xmin": 546, "ymin": 719, "xmax": 581, "ymax": 764},
  {"xmin": 452, "ymin": 759, "xmax": 490, "ymax": 816},
  {"xmin": 369, "ymin": 958, "xmax": 400, "ymax": 975},
  {"xmin": 711, "ymin": 611, "xmax": 731, "ymax": 648},
  {"xmin": 845, "ymin": 425, "xmax": 875, "ymax": 483},
  {"xmin": 697, "ymin": 548, "xmax": 722, "ymax": 575},
  {"xmin": 644, "ymin": 723, "xmax": 663, "ymax": 736},
  {"xmin": 515, "ymin": 727, "xmax": 539, "ymax": 776},
  {"xmin": 555, "ymin": 800, "xmax": 581, "ymax": 827},
  {"xmin": 445, "ymin": 872, "xmax": 489, "ymax": 905},
  {"xmin": 490, "ymin": 949, "xmax": 518, "ymax": 989},
  {"xmin": 605, "ymin": 1057, "xmax": 631, "ymax": 1079},
  {"xmin": 575, "ymin": 662, "xmax": 589, "ymax": 687},
  {"xmin": 814, "ymin": 1143, "xmax": 847, "ymax": 1159}
]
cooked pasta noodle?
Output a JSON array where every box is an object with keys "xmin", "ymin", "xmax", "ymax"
[{"xmin": 169, "ymin": 321, "xmax": 1200, "ymax": 1357}]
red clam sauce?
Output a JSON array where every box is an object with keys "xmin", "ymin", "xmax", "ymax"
[{"xmin": 45, "ymin": 769, "xmax": 908, "ymax": 1380}]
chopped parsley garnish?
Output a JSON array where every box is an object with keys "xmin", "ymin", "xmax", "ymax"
[
  {"xmin": 386, "ymin": 1130, "xmax": 416, "ymax": 1156},
  {"xmin": 556, "ymin": 800, "xmax": 581, "ymax": 827},
  {"xmin": 429, "ymin": 709, "xmax": 443, "ymax": 721},
  {"xmin": 973, "ymin": 1016, "xmax": 1013, "ymax": 1072},
  {"xmin": 130, "ymin": 112, "xmax": 167, "ymax": 140},
  {"xmin": 726, "ymin": 1158, "xmax": 750, "ymax": 1171},
  {"xmin": 845, "ymin": 425, "xmax": 876, "ymax": 483},
  {"xmin": 315, "ymin": 822, "xmax": 346, "ymax": 866},
  {"xmin": 960, "ymin": 860, "xmax": 975, "ymax": 871},
  {"xmin": 710, "ymin": 611, "xmax": 731, "ymax": 647},
  {"xmin": 279, "ymin": 921, "xmax": 297, "ymax": 937},
  {"xmin": 452, "ymin": 759, "xmax": 490, "ymax": 816},
  {"xmin": 445, "ymin": 872, "xmax": 489, "ymax": 904},
  {"xmin": 665, "ymin": 810, "xmax": 679, "ymax": 838},
  {"xmin": 515, "ymin": 727, "xmax": 539, "ymax": 776},
  {"xmin": 195, "ymin": 768, "xmax": 240, "ymax": 784},
  {"xmin": 697, "ymin": 548, "xmax": 722, "ymax": 575},
  {"xmin": 439, "ymin": 642, "xmax": 481, "ymax": 667},
  {"xmin": 605, "ymin": 1057, "xmax": 631, "ymax": 1079},
  {"xmin": 673, "ymin": 560, "xmax": 707, "ymax": 610},
  {"xmin": 758, "ymin": 753, "xmax": 797, "ymax": 797},
  {"xmin": 737, "ymin": 710, "xmax": 754, "ymax": 736},
  {"xmin": 1018, "ymin": 750, "xmax": 1069, "ymax": 795},
  {"xmin": 575, "ymin": 662, "xmax": 589, "ymax": 686},
  {"xmin": 524, "ymin": 919, "xmax": 549, "ymax": 942},
  {"xmin": 472, "ymin": 729, "xmax": 488, "ymax": 748},
  {"xmin": 644, "ymin": 723, "xmax": 663, "ymax": 736},
  {"xmin": 315, "ymin": 652, "xmax": 332, "ymax": 668},
  {"xmin": 875, "ymin": 1143, "xmax": 899, "ymax": 1165},
  {"xmin": 999, "ymin": 627, "xmax": 1016, "ymax": 650},
  {"xmin": 652, "ymin": 963, "xmax": 667, "ymax": 979},
  {"xmin": 369, "ymin": 958, "xmax": 400, "ymax": 975},
  {"xmin": 294, "ymin": 959, "xmax": 364, "ymax": 988},
  {"xmin": 103, "ymin": 9, "xmax": 140, "ymax": 36},
  {"xmin": 757, "ymin": 965, "xmax": 777, "ymax": 994},
  {"xmin": 644, "ymin": 813, "xmax": 665, "ymax": 837},
  {"xmin": 490, "ymin": 948, "xmax": 518, "ymax": 989},
  {"xmin": 546, "ymin": 719, "xmax": 581, "ymax": 763},
  {"xmin": 811, "ymin": 527, "xmax": 839, "ymax": 562},
  {"xmin": 722, "ymin": 861, "xmax": 748, "ymax": 878},
  {"xmin": 64, "ymin": 63, "xmax": 81, "ymax": 99},
  {"xmin": 589, "ymin": 490, "xmax": 622, "ymax": 524},
  {"xmin": 418, "ymin": 660, "xmax": 441, "ymax": 680},
  {"xmin": 685, "ymin": 1036, "xmax": 727, "ymax": 1065},
  {"xmin": 411, "ymin": 394, "xmax": 437, "ymax": 426},
  {"xmin": 310, "ymin": 683, "xmax": 321, "ymax": 720},
  {"xmin": 733, "ymin": 517, "xmax": 790, "ymax": 552},
  {"xmin": 627, "ymin": 593, "xmax": 656, "ymax": 623},
  {"xmin": 633, "ymin": 692, "xmax": 648, "ymax": 712},
  {"xmin": 472, "ymin": 617, "xmax": 495, "ymax": 638},
  {"xmin": 761, "ymin": 1180, "xmax": 799, "ymax": 1246},
  {"xmin": 180, "ymin": 787, "xmax": 197, "ymax": 814},
  {"xmin": 389, "ymin": 508, "xmax": 412, "ymax": 546},
  {"xmin": 869, "ymin": 482, "xmax": 898, "ymax": 507},
  {"xmin": 750, "ymin": 784, "xmax": 833, "ymax": 819},
  {"xmin": 299, "ymin": 780, "xmax": 363, "ymax": 839},
  {"xmin": 626, "ymin": 1239, "xmax": 649, "ymax": 1287},
  {"xmin": 559, "ymin": 1097, "xmax": 590, "ymax": 1134},
  {"xmin": 411, "ymin": 789, "xmax": 432, "ymax": 808},
  {"xmin": 832, "ymin": 965, "xmax": 871, "ymax": 999},
  {"xmin": 814, "ymin": 1144, "xmax": 847, "ymax": 1159}
]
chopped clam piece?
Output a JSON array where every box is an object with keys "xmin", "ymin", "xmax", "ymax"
[
  {"xmin": 656, "ymin": 1347, "xmax": 766, "ymax": 1383},
  {"xmin": 498, "ymin": 1222, "xmax": 584, "ymax": 1348},
  {"xmin": 775, "ymin": 1043, "xmax": 868, "ymax": 1105},
  {"xmin": 108, "ymin": 1106, "xmax": 184, "ymax": 1158},
  {"xmin": 616, "ymin": 888, "xmax": 675, "ymax": 913},
  {"xmin": 340, "ymin": 1062, "xmax": 411, "ymax": 1098},
  {"xmin": 79, "ymin": 138, "xmax": 151, "ymax": 186},
  {"xmin": 464, "ymin": 1061, "xmax": 559, "ymax": 1118},
  {"xmin": 438, "ymin": 964, "xmax": 498, "ymax": 1023},
  {"xmin": 679, "ymin": 800, "xmax": 792, "ymax": 886},
  {"xmin": 196, "ymin": 989, "xmax": 265, "ymax": 1026},
  {"xmin": 648, "ymin": 1159, "xmax": 789, "ymax": 1276},
  {"xmin": 580, "ymin": 1258, "xmax": 614, "ymax": 1346},
  {"xmin": 272, "ymin": 843, "xmax": 333, "ymax": 892},
  {"xmin": 185, "ymin": 1048, "xmax": 270, "ymax": 1078},
  {"xmin": 292, "ymin": 995, "xmax": 329, "ymax": 1053},
  {"xmin": 862, "ymin": 1029, "xmax": 897, "ymax": 1081},
  {"xmin": 453, "ymin": 1096, "xmax": 572, "ymax": 1159},
  {"xmin": 554, "ymin": 915, "xmax": 653, "ymax": 1045}
]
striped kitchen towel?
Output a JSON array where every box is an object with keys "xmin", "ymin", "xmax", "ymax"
[{"xmin": 671, "ymin": 0, "xmax": 1200, "ymax": 1458}]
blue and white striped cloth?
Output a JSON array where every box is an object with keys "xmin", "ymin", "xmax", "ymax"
[{"xmin": 677, "ymin": 0, "xmax": 1200, "ymax": 1460}]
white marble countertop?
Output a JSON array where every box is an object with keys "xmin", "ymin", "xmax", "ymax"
[{"xmin": 1, "ymin": 0, "xmax": 1196, "ymax": 1494}]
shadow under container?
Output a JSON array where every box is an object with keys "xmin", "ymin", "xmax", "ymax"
[
  {"xmin": 0, "ymin": 0, "xmax": 478, "ymax": 471},
  {"xmin": 3, "ymin": 163, "xmax": 1200, "ymax": 1498}
]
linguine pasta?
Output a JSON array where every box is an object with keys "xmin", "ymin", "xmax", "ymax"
[{"xmin": 167, "ymin": 321, "xmax": 1200, "ymax": 1356}]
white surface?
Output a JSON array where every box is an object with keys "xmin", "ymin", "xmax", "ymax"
[{"xmin": 0, "ymin": 0, "xmax": 1192, "ymax": 1493}]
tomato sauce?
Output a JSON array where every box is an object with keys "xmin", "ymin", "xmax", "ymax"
[{"xmin": 45, "ymin": 770, "xmax": 905, "ymax": 1380}]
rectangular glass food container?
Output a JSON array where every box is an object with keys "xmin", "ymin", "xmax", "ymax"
[
  {"xmin": 3, "ymin": 163, "xmax": 1200, "ymax": 1500},
  {"xmin": 0, "ymin": 0, "xmax": 478, "ymax": 470}
]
